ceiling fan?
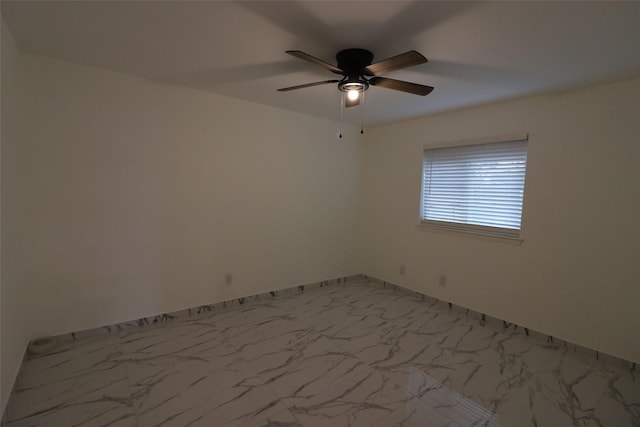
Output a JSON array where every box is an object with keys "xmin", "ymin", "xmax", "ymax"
[{"xmin": 277, "ymin": 48, "xmax": 434, "ymax": 107}]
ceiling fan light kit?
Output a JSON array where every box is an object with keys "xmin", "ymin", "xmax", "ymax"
[{"xmin": 278, "ymin": 48, "xmax": 434, "ymax": 136}]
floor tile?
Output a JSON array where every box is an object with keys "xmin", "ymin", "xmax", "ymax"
[
  {"xmin": 285, "ymin": 367, "xmax": 411, "ymax": 427},
  {"xmin": 119, "ymin": 320, "xmax": 225, "ymax": 361},
  {"xmin": 3, "ymin": 279, "xmax": 639, "ymax": 427},
  {"xmin": 5, "ymin": 367, "xmax": 134, "ymax": 426},
  {"xmin": 4, "ymin": 403, "xmax": 136, "ymax": 427},
  {"xmin": 371, "ymin": 368, "xmax": 499, "ymax": 426},
  {"xmin": 135, "ymin": 382, "xmax": 285, "ymax": 427},
  {"xmin": 242, "ymin": 332, "xmax": 369, "ymax": 402},
  {"xmin": 244, "ymin": 408, "xmax": 303, "ymax": 427},
  {"xmin": 16, "ymin": 333, "xmax": 123, "ymax": 389},
  {"xmin": 496, "ymin": 354, "xmax": 621, "ymax": 426},
  {"xmin": 128, "ymin": 352, "xmax": 265, "ymax": 423},
  {"xmin": 592, "ymin": 375, "xmax": 640, "ymax": 426}
]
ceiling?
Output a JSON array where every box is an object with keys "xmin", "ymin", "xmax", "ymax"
[{"xmin": 3, "ymin": 1, "xmax": 640, "ymax": 126}]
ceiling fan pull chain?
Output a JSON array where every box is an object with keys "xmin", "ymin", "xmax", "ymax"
[
  {"xmin": 360, "ymin": 90, "xmax": 365, "ymax": 135},
  {"xmin": 338, "ymin": 91, "xmax": 345, "ymax": 139}
]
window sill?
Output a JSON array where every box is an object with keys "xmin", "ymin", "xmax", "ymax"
[{"xmin": 416, "ymin": 222, "xmax": 524, "ymax": 245}]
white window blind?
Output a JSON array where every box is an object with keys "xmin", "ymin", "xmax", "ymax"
[{"xmin": 421, "ymin": 138, "xmax": 528, "ymax": 238}]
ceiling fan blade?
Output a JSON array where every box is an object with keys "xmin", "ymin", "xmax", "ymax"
[
  {"xmin": 277, "ymin": 80, "xmax": 340, "ymax": 92},
  {"xmin": 286, "ymin": 50, "xmax": 344, "ymax": 74},
  {"xmin": 364, "ymin": 50, "xmax": 427, "ymax": 76},
  {"xmin": 345, "ymin": 96, "xmax": 360, "ymax": 108},
  {"xmin": 370, "ymin": 77, "xmax": 434, "ymax": 96}
]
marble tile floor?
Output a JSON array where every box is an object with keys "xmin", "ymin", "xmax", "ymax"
[{"xmin": 3, "ymin": 280, "xmax": 639, "ymax": 426}]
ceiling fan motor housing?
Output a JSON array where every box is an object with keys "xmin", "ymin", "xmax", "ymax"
[{"xmin": 336, "ymin": 48, "xmax": 373, "ymax": 92}]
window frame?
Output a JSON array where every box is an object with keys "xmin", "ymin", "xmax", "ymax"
[{"xmin": 418, "ymin": 133, "xmax": 529, "ymax": 241}]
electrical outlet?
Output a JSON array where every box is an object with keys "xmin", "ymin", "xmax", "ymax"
[
  {"xmin": 225, "ymin": 273, "xmax": 233, "ymax": 285},
  {"xmin": 439, "ymin": 275, "xmax": 447, "ymax": 287}
]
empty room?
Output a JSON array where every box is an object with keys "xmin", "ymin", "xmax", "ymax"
[{"xmin": 1, "ymin": 1, "xmax": 639, "ymax": 426}]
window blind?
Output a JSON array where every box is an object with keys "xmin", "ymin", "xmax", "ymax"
[{"xmin": 421, "ymin": 139, "xmax": 528, "ymax": 238}]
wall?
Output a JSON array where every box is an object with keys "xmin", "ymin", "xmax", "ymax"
[
  {"xmin": 361, "ymin": 77, "xmax": 640, "ymax": 363},
  {"xmin": 2, "ymin": 53, "xmax": 363, "ymax": 364},
  {"xmin": 1, "ymin": 17, "xmax": 31, "ymax": 412}
]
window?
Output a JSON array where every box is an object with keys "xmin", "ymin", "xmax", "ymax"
[{"xmin": 420, "ymin": 134, "xmax": 528, "ymax": 239}]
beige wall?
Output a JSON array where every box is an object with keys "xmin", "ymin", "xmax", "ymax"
[
  {"xmin": 1, "ymin": 17, "xmax": 30, "ymax": 412},
  {"xmin": 1, "ymin": 51, "xmax": 363, "ymax": 412},
  {"xmin": 361, "ymin": 78, "xmax": 640, "ymax": 364}
]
